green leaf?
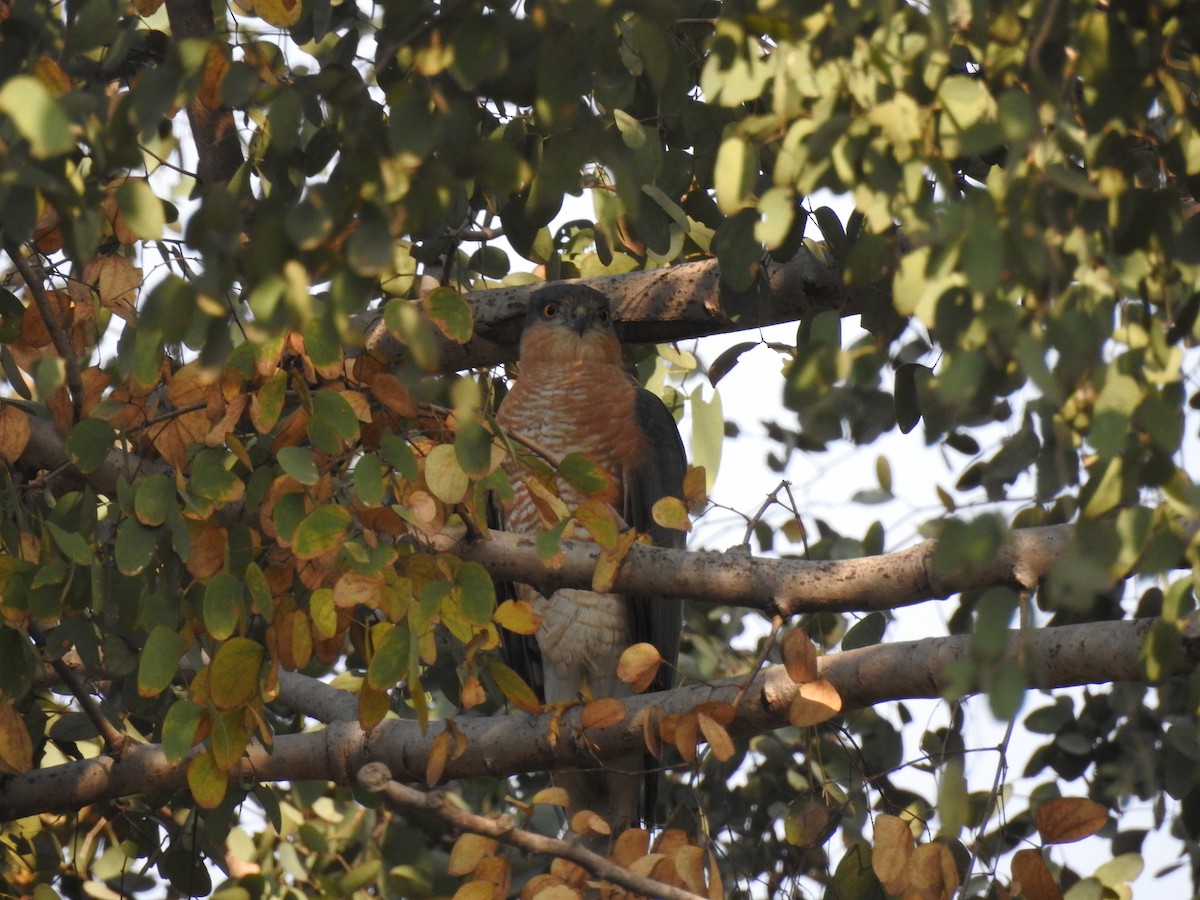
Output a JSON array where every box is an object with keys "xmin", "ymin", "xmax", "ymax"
[
  {"xmin": 204, "ymin": 573, "xmax": 243, "ymax": 640},
  {"xmin": 65, "ymin": 419, "xmax": 116, "ymax": 475},
  {"xmin": 189, "ymin": 449, "xmax": 244, "ymax": 503},
  {"xmin": 277, "ymin": 446, "xmax": 320, "ymax": 485},
  {"xmin": 138, "ymin": 626, "xmax": 183, "ymax": 697},
  {"xmin": 208, "ymin": 637, "xmax": 264, "ymax": 709},
  {"xmin": 117, "ymin": 179, "xmax": 166, "ymax": 240},
  {"xmin": 366, "ymin": 623, "xmax": 409, "ymax": 689},
  {"xmin": 454, "ymin": 418, "xmax": 493, "ymax": 477},
  {"xmin": 0, "ymin": 289, "xmax": 25, "ymax": 343},
  {"xmin": 293, "ymin": 505, "xmax": 351, "ymax": 560},
  {"xmin": 134, "ymin": 474, "xmax": 175, "ymax": 526},
  {"xmin": 115, "ymin": 519, "xmax": 159, "ymax": 576},
  {"xmin": 312, "ymin": 390, "xmax": 360, "ymax": 443},
  {"xmin": 842, "ymin": 612, "xmax": 886, "ymax": 651},
  {"xmin": 689, "ymin": 386, "xmax": 723, "ymax": 494},
  {"xmin": 353, "ymin": 452, "xmax": 385, "ymax": 506},
  {"xmin": 454, "ymin": 561, "xmax": 495, "ymax": 625},
  {"xmin": 423, "ymin": 287, "xmax": 473, "ymax": 344},
  {"xmin": 558, "ymin": 453, "xmax": 609, "ymax": 496},
  {"xmin": 0, "ymin": 76, "xmax": 74, "ymax": 158},
  {"xmin": 45, "ymin": 521, "xmax": 92, "ymax": 566},
  {"xmin": 162, "ymin": 699, "xmax": 203, "ymax": 762}
]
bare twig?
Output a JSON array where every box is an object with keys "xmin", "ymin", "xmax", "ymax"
[
  {"xmin": 356, "ymin": 763, "xmax": 709, "ymax": 900},
  {"xmin": 3, "ymin": 240, "xmax": 84, "ymax": 422},
  {"xmin": 731, "ymin": 614, "xmax": 784, "ymax": 710},
  {"xmin": 28, "ymin": 622, "xmax": 130, "ymax": 758}
]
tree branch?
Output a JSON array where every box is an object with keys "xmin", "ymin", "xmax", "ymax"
[
  {"xmin": 2, "ymin": 616, "xmax": 1192, "ymax": 821},
  {"xmin": 361, "ymin": 248, "xmax": 861, "ymax": 373},
  {"xmin": 450, "ymin": 523, "xmax": 1079, "ymax": 615},
  {"xmin": 357, "ymin": 763, "xmax": 709, "ymax": 900}
]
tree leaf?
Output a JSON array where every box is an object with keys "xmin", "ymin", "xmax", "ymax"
[
  {"xmin": 494, "ymin": 599, "xmax": 541, "ymax": 635},
  {"xmin": 293, "ymin": 505, "xmax": 351, "ymax": 560},
  {"xmin": 204, "ymin": 573, "xmax": 243, "ymax": 640},
  {"xmin": 0, "ymin": 702, "xmax": 33, "ymax": 775},
  {"xmin": 138, "ymin": 626, "xmax": 183, "ymax": 698},
  {"xmin": 580, "ymin": 697, "xmax": 625, "ymax": 729},
  {"xmin": 486, "ymin": 661, "xmax": 541, "ymax": 714},
  {"xmin": 651, "ymin": 496, "xmax": 691, "ymax": 532},
  {"xmin": 0, "ymin": 76, "xmax": 74, "ymax": 158},
  {"xmin": 1035, "ymin": 797, "xmax": 1108, "ymax": 844},
  {"xmin": 162, "ymin": 699, "xmax": 203, "ymax": 763},
  {"xmin": 616, "ymin": 642, "xmax": 662, "ymax": 693},
  {"xmin": 187, "ymin": 750, "xmax": 228, "ymax": 809},
  {"xmin": 423, "ymin": 287, "xmax": 474, "ymax": 343},
  {"xmin": 781, "ymin": 628, "xmax": 818, "ymax": 684},
  {"xmin": 65, "ymin": 419, "xmax": 116, "ymax": 474},
  {"xmin": 787, "ymin": 678, "xmax": 842, "ymax": 727},
  {"xmin": 0, "ymin": 403, "xmax": 31, "ymax": 462},
  {"xmin": 277, "ymin": 446, "xmax": 320, "ymax": 485},
  {"xmin": 208, "ymin": 637, "xmax": 264, "ymax": 709},
  {"xmin": 425, "ymin": 443, "xmax": 469, "ymax": 504}
]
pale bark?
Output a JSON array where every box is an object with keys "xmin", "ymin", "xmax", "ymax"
[{"xmin": 3, "ymin": 615, "xmax": 1194, "ymax": 821}]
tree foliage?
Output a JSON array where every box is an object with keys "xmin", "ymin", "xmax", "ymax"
[{"xmin": 1, "ymin": 0, "xmax": 1200, "ymax": 897}]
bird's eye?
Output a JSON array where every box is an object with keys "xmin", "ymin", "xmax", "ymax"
[
  {"xmin": 542, "ymin": 302, "xmax": 558, "ymax": 318},
  {"xmin": 597, "ymin": 309, "xmax": 610, "ymax": 322}
]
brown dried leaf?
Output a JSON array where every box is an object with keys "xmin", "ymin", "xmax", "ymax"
[
  {"xmin": 675, "ymin": 845, "xmax": 707, "ymax": 895},
  {"xmin": 871, "ymin": 814, "xmax": 915, "ymax": 894},
  {"xmin": 781, "ymin": 627, "xmax": 819, "ymax": 683},
  {"xmin": 787, "ymin": 678, "xmax": 843, "ymax": 727},
  {"xmin": 426, "ymin": 730, "xmax": 450, "ymax": 787},
  {"xmin": 0, "ymin": 404, "xmax": 32, "ymax": 462},
  {"xmin": 1035, "ymin": 797, "xmax": 1108, "ymax": 845},
  {"xmin": 643, "ymin": 704, "xmax": 663, "ymax": 760},
  {"xmin": 1009, "ymin": 849, "xmax": 1063, "ymax": 900},
  {"xmin": 907, "ymin": 841, "xmax": 958, "ymax": 900},
  {"xmin": 611, "ymin": 828, "xmax": 650, "ymax": 867},
  {"xmin": 616, "ymin": 642, "xmax": 662, "ymax": 694},
  {"xmin": 569, "ymin": 809, "xmax": 609, "ymax": 836},
  {"xmin": 520, "ymin": 875, "xmax": 579, "ymax": 900}
]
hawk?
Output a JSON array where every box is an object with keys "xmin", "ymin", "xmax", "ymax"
[{"xmin": 494, "ymin": 282, "xmax": 687, "ymax": 832}]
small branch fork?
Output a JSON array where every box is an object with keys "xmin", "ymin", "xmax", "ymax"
[
  {"xmin": 28, "ymin": 622, "xmax": 130, "ymax": 758},
  {"xmin": 356, "ymin": 763, "xmax": 708, "ymax": 900}
]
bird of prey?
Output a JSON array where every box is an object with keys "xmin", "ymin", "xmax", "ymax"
[{"xmin": 494, "ymin": 282, "xmax": 687, "ymax": 834}]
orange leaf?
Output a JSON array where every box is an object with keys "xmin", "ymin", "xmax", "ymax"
[
  {"xmin": 616, "ymin": 642, "xmax": 662, "ymax": 693},
  {"xmin": 580, "ymin": 697, "xmax": 626, "ymax": 730},
  {"xmin": 1035, "ymin": 797, "xmax": 1108, "ymax": 844},
  {"xmin": 448, "ymin": 832, "xmax": 498, "ymax": 877},
  {"xmin": 569, "ymin": 810, "xmax": 610, "ymax": 836},
  {"xmin": 531, "ymin": 787, "xmax": 570, "ymax": 807},
  {"xmin": 672, "ymin": 713, "xmax": 699, "ymax": 765},
  {"xmin": 611, "ymin": 828, "xmax": 651, "ymax": 866},
  {"xmin": 780, "ymin": 627, "xmax": 818, "ymax": 683},
  {"xmin": 696, "ymin": 712, "xmax": 734, "ymax": 762},
  {"xmin": 426, "ymin": 730, "xmax": 450, "ymax": 787},
  {"xmin": 787, "ymin": 678, "xmax": 842, "ymax": 727}
]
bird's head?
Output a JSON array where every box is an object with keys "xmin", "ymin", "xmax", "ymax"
[{"xmin": 518, "ymin": 284, "xmax": 622, "ymax": 366}]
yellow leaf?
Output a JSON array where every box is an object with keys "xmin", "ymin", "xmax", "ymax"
[
  {"xmin": 453, "ymin": 881, "xmax": 495, "ymax": 900},
  {"xmin": 569, "ymin": 809, "xmax": 610, "ymax": 836},
  {"xmin": 787, "ymin": 678, "xmax": 842, "ymax": 727},
  {"xmin": 592, "ymin": 528, "xmax": 637, "ymax": 594},
  {"xmin": 580, "ymin": 697, "xmax": 626, "ymax": 730},
  {"xmin": 616, "ymin": 642, "xmax": 662, "ymax": 693},
  {"xmin": 358, "ymin": 681, "xmax": 391, "ymax": 730},
  {"xmin": 781, "ymin": 628, "xmax": 819, "ymax": 683},
  {"xmin": 1035, "ymin": 797, "xmax": 1108, "ymax": 844},
  {"xmin": 611, "ymin": 828, "xmax": 651, "ymax": 866},
  {"xmin": 574, "ymin": 499, "xmax": 620, "ymax": 549},
  {"xmin": 531, "ymin": 787, "xmax": 571, "ymax": 807},
  {"xmin": 494, "ymin": 598, "xmax": 542, "ymax": 635},
  {"xmin": 334, "ymin": 569, "xmax": 386, "ymax": 608},
  {"xmin": 651, "ymin": 495, "xmax": 692, "ymax": 532},
  {"xmin": 425, "ymin": 443, "xmax": 469, "ymax": 504}
]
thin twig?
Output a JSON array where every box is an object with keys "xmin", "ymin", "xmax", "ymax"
[
  {"xmin": 356, "ymin": 763, "xmax": 709, "ymax": 900},
  {"xmin": 28, "ymin": 621, "xmax": 130, "ymax": 758},
  {"xmin": 3, "ymin": 240, "xmax": 85, "ymax": 422},
  {"xmin": 730, "ymin": 614, "xmax": 785, "ymax": 710}
]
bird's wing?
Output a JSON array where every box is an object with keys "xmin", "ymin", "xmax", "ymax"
[{"xmin": 623, "ymin": 387, "xmax": 688, "ymax": 695}]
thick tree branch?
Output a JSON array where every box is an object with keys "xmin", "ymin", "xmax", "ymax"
[
  {"xmin": 357, "ymin": 763, "xmax": 709, "ymax": 900},
  {"xmin": 3, "ymin": 616, "xmax": 1192, "ymax": 821},
  {"xmin": 361, "ymin": 249, "xmax": 863, "ymax": 372},
  {"xmin": 451, "ymin": 524, "xmax": 1077, "ymax": 615}
]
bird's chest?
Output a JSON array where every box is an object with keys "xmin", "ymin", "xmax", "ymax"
[{"xmin": 497, "ymin": 363, "xmax": 644, "ymax": 524}]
